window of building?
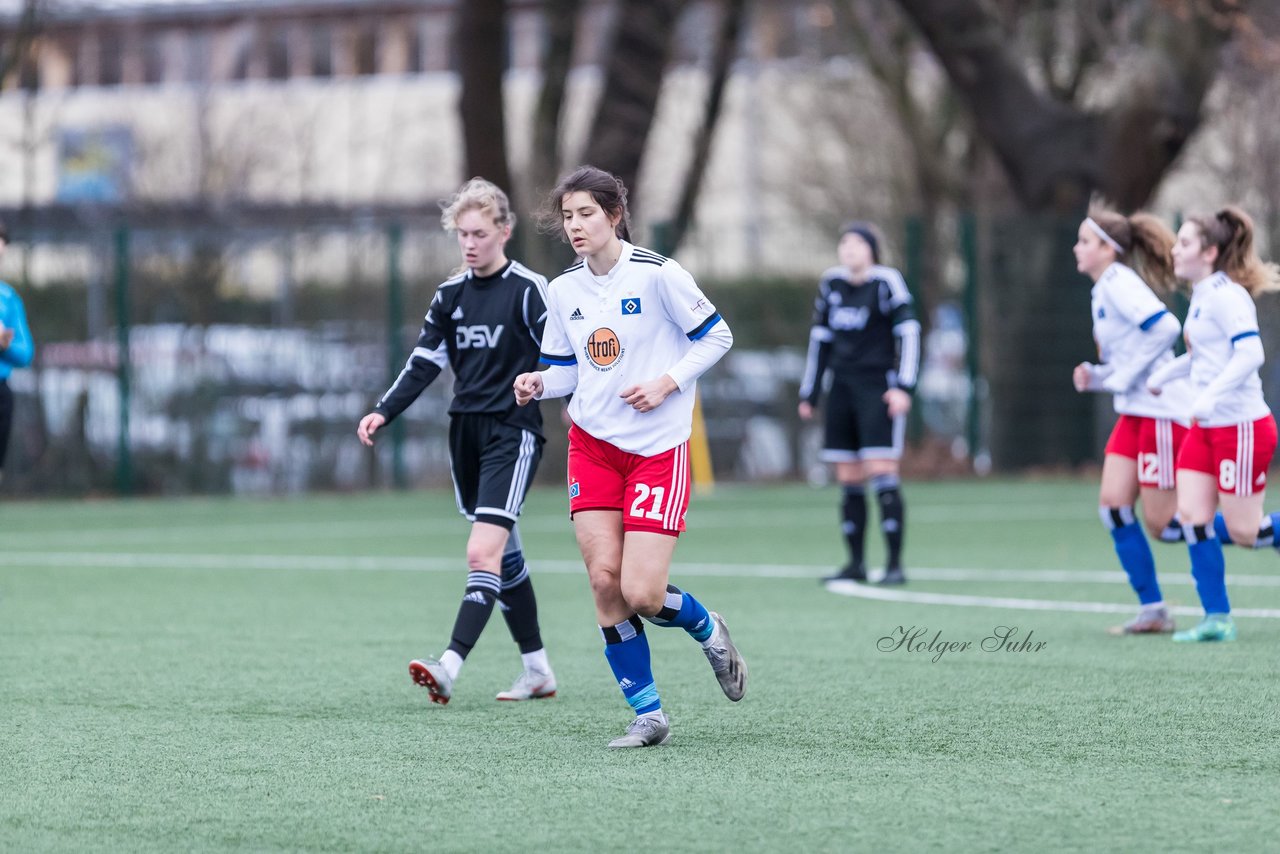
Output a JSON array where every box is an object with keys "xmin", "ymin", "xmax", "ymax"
[
  {"xmin": 266, "ymin": 24, "xmax": 290, "ymax": 80},
  {"xmin": 185, "ymin": 31, "xmax": 211, "ymax": 84},
  {"xmin": 99, "ymin": 29, "xmax": 123, "ymax": 86},
  {"xmin": 353, "ymin": 23, "xmax": 377, "ymax": 76},
  {"xmin": 311, "ymin": 24, "xmax": 333, "ymax": 77},
  {"xmin": 142, "ymin": 30, "xmax": 166, "ymax": 84},
  {"xmin": 406, "ymin": 22, "xmax": 423, "ymax": 74}
]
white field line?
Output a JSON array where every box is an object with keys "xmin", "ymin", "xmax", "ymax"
[
  {"xmin": 824, "ymin": 579, "xmax": 1280, "ymax": 620},
  {"xmin": 0, "ymin": 502, "xmax": 1092, "ymax": 546},
  {"xmin": 3, "ymin": 552, "xmax": 1280, "ymax": 618}
]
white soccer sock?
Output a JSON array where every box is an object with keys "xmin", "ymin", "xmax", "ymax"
[
  {"xmin": 440, "ymin": 649, "xmax": 464, "ymax": 680},
  {"xmin": 521, "ymin": 648, "xmax": 551, "ymax": 674},
  {"xmin": 1140, "ymin": 601, "xmax": 1166, "ymax": 613}
]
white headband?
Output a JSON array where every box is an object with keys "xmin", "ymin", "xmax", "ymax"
[{"xmin": 1085, "ymin": 217, "xmax": 1124, "ymax": 255}]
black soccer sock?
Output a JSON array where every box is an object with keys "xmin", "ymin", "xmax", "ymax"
[
  {"xmin": 871, "ymin": 474, "xmax": 904, "ymax": 570},
  {"xmin": 498, "ymin": 550, "xmax": 544, "ymax": 654},
  {"xmin": 446, "ymin": 570, "xmax": 501, "ymax": 659},
  {"xmin": 841, "ymin": 484, "xmax": 867, "ymax": 571}
]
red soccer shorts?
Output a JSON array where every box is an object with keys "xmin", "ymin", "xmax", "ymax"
[
  {"xmin": 1104, "ymin": 414, "xmax": 1189, "ymax": 490},
  {"xmin": 566, "ymin": 424, "xmax": 691, "ymax": 536},
  {"xmin": 1176, "ymin": 414, "xmax": 1278, "ymax": 496}
]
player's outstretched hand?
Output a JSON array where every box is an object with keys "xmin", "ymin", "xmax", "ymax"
[
  {"xmin": 621, "ymin": 375, "xmax": 678, "ymax": 412},
  {"xmin": 514, "ymin": 372, "xmax": 544, "ymax": 406},
  {"xmin": 357, "ymin": 412, "xmax": 386, "ymax": 447}
]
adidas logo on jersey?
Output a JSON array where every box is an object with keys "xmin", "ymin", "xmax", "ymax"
[
  {"xmin": 451, "ymin": 307, "xmax": 464, "ymax": 320},
  {"xmin": 569, "ymin": 307, "xmax": 585, "ymax": 320}
]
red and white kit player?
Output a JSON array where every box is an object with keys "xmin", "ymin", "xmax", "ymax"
[{"xmin": 1078, "ymin": 260, "xmax": 1193, "ymax": 489}]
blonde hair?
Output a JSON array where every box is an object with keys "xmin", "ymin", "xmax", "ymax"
[
  {"xmin": 1087, "ymin": 206, "xmax": 1177, "ymax": 292},
  {"xmin": 1186, "ymin": 205, "xmax": 1280, "ymax": 296},
  {"xmin": 440, "ymin": 177, "xmax": 516, "ymax": 233}
]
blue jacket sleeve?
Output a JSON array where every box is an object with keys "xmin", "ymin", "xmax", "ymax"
[{"xmin": 1, "ymin": 285, "xmax": 34, "ymax": 368}]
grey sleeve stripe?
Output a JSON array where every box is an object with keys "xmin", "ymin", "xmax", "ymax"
[
  {"xmin": 879, "ymin": 266, "xmax": 913, "ymax": 307},
  {"xmin": 379, "ymin": 344, "xmax": 447, "ymax": 406},
  {"xmin": 799, "ymin": 332, "xmax": 826, "ymax": 398},
  {"xmin": 894, "ymin": 320, "xmax": 921, "ymax": 387}
]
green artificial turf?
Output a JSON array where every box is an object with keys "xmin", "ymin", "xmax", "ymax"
[{"xmin": 2, "ymin": 479, "xmax": 1279, "ymax": 852}]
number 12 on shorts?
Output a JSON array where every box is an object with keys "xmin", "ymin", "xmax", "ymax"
[{"xmin": 630, "ymin": 483, "xmax": 666, "ymax": 520}]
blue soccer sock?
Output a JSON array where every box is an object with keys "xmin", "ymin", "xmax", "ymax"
[
  {"xmin": 643, "ymin": 584, "xmax": 714, "ymax": 642},
  {"xmin": 1100, "ymin": 506, "xmax": 1162, "ymax": 605},
  {"xmin": 602, "ymin": 615, "xmax": 661, "ymax": 715},
  {"xmin": 1217, "ymin": 511, "xmax": 1280, "ymax": 548},
  {"xmin": 1213, "ymin": 512, "xmax": 1232, "ymax": 544},
  {"xmin": 1184, "ymin": 522, "xmax": 1230, "ymax": 615}
]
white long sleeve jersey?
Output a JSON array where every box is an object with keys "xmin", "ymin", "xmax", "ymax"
[
  {"xmin": 1183, "ymin": 271, "xmax": 1270, "ymax": 427},
  {"xmin": 537, "ymin": 241, "xmax": 732, "ymax": 456},
  {"xmin": 1090, "ymin": 262, "xmax": 1192, "ymax": 422}
]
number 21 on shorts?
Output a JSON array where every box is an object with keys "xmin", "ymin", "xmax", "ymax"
[{"xmin": 630, "ymin": 483, "xmax": 666, "ymax": 520}]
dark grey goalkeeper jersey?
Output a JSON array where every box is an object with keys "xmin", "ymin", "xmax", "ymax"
[{"xmin": 374, "ymin": 260, "xmax": 550, "ymax": 437}]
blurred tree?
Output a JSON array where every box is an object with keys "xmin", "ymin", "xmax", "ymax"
[
  {"xmin": 0, "ymin": 0, "xmax": 40, "ymax": 88},
  {"xmin": 457, "ymin": 0, "xmax": 514, "ymax": 196},
  {"xmin": 877, "ymin": 0, "xmax": 1249, "ymax": 468},
  {"xmin": 580, "ymin": 0, "xmax": 683, "ymax": 210},
  {"xmin": 665, "ymin": 0, "xmax": 748, "ymax": 254},
  {"xmin": 524, "ymin": 0, "xmax": 583, "ymax": 274}
]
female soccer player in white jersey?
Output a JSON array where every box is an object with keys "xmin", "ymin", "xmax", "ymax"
[
  {"xmin": 1070, "ymin": 207, "xmax": 1190, "ymax": 634},
  {"xmin": 798, "ymin": 221, "xmax": 919, "ymax": 586},
  {"xmin": 1147, "ymin": 206, "xmax": 1280, "ymax": 643},
  {"xmin": 358, "ymin": 178, "xmax": 558, "ymax": 703},
  {"xmin": 513, "ymin": 166, "xmax": 746, "ymax": 748}
]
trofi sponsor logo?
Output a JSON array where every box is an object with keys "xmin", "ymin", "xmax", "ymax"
[{"xmin": 585, "ymin": 327, "xmax": 623, "ymax": 370}]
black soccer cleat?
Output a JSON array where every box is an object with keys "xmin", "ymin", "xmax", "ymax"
[
  {"xmin": 877, "ymin": 566, "xmax": 906, "ymax": 586},
  {"xmin": 822, "ymin": 563, "xmax": 867, "ymax": 584}
]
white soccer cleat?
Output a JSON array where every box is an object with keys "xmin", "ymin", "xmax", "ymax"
[
  {"xmin": 495, "ymin": 668, "xmax": 557, "ymax": 701},
  {"xmin": 607, "ymin": 715, "xmax": 671, "ymax": 748},
  {"xmin": 702, "ymin": 612, "xmax": 747, "ymax": 702},
  {"xmin": 409, "ymin": 657, "xmax": 453, "ymax": 705}
]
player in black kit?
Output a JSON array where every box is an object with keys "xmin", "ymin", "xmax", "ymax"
[
  {"xmin": 358, "ymin": 178, "xmax": 557, "ymax": 704},
  {"xmin": 799, "ymin": 221, "xmax": 920, "ymax": 586}
]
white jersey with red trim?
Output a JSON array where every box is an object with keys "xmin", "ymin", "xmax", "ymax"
[
  {"xmin": 1091, "ymin": 262, "xmax": 1192, "ymax": 422},
  {"xmin": 1184, "ymin": 271, "xmax": 1270, "ymax": 427},
  {"xmin": 538, "ymin": 241, "xmax": 731, "ymax": 457}
]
